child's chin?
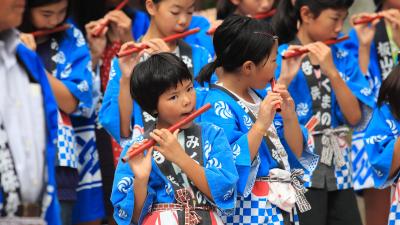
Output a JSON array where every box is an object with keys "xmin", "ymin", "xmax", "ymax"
[{"xmin": 180, "ymin": 122, "xmax": 194, "ymax": 130}]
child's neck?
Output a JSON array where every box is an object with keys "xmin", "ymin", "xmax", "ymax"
[
  {"xmin": 296, "ymin": 26, "xmax": 315, "ymax": 45},
  {"xmin": 142, "ymin": 21, "xmax": 178, "ymax": 50},
  {"xmin": 219, "ymin": 71, "xmax": 254, "ymax": 103}
]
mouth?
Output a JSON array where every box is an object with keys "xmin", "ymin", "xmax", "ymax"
[{"xmin": 180, "ymin": 108, "xmax": 195, "ymax": 117}]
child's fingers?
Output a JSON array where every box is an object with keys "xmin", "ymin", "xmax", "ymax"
[
  {"xmin": 173, "ymin": 129, "xmax": 180, "ymax": 138},
  {"xmin": 145, "ymin": 147, "xmax": 153, "ymax": 160},
  {"xmin": 149, "ymin": 131, "xmax": 163, "ymax": 144}
]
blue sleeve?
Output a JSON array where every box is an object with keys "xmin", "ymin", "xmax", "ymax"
[
  {"xmin": 200, "ymin": 100, "xmax": 263, "ymax": 197},
  {"xmin": 56, "ymin": 26, "xmax": 93, "ymax": 117},
  {"xmin": 201, "ymin": 123, "xmax": 238, "ymax": 214},
  {"xmin": 273, "ymin": 117, "xmax": 319, "ymax": 173},
  {"xmin": 99, "ymin": 58, "xmax": 124, "ymax": 142},
  {"xmin": 131, "ymin": 10, "xmax": 150, "ymax": 41},
  {"xmin": 186, "ymin": 15, "xmax": 215, "ymax": 56},
  {"xmin": 111, "ymin": 143, "xmax": 156, "ymax": 225},
  {"xmin": 365, "ymin": 105, "xmax": 400, "ymax": 188}
]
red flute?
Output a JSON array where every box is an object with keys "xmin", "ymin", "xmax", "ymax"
[
  {"xmin": 354, "ymin": 15, "xmax": 383, "ymax": 25},
  {"xmin": 117, "ymin": 28, "xmax": 201, "ymax": 57},
  {"xmin": 282, "ymin": 35, "xmax": 349, "ymax": 59},
  {"xmin": 252, "ymin": 8, "xmax": 277, "ymax": 20},
  {"xmin": 207, "ymin": 9, "xmax": 277, "ymax": 35},
  {"xmin": 121, "ymin": 103, "xmax": 212, "ymax": 163},
  {"xmin": 93, "ymin": 0, "xmax": 129, "ymax": 37},
  {"xmin": 31, "ymin": 24, "xmax": 70, "ymax": 37},
  {"xmin": 270, "ymin": 78, "xmax": 281, "ymax": 112}
]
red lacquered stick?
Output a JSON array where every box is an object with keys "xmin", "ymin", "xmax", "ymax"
[
  {"xmin": 121, "ymin": 103, "xmax": 212, "ymax": 163},
  {"xmin": 93, "ymin": 0, "xmax": 129, "ymax": 37},
  {"xmin": 207, "ymin": 9, "xmax": 277, "ymax": 35},
  {"xmin": 252, "ymin": 8, "xmax": 277, "ymax": 20},
  {"xmin": 117, "ymin": 28, "xmax": 200, "ymax": 57},
  {"xmin": 270, "ymin": 78, "xmax": 281, "ymax": 112},
  {"xmin": 282, "ymin": 36, "xmax": 349, "ymax": 59},
  {"xmin": 354, "ymin": 15, "xmax": 383, "ymax": 25},
  {"xmin": 31, "ymin": 24, "xmax": 70, "ymax": 37},
  {"xmin": 305, "ymin": 115, "xmax": 319, "ymax": 132}
]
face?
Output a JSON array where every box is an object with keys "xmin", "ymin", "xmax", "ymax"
[
  {"xmin": 233, "ymin": 0, "xmax": 275, "ymax": 15},
  {"xmin": 385, "ymin": 0, "xmax": 400, "ymax": 9},
  {"xmin": 30, "ymin": 0, "xmax": 68, "ymax": 30},
  {"xmin": 250, "ymin": 41, "xmax": 278, "ymax": 89},
  {"xmin": 0, "ymin": 0, "xmax": 25, "ymax": 31},
  {"xmin": 156, "ymin": 79, "xmax": 196, "ymax": 129},
  {"xmin": 305, "ymin": 8, "xmax": 348, "ymax": 41},
  {"xmin": 147, "ymin": 0, "xmax": 195, "ymax": 36}
]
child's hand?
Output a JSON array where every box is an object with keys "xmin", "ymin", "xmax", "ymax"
[
  {"xmin": 20, "ymin": 33, "xmax": 37, "ymax": 51},
  {"xmin": 381, "ymin": 9, "xmax": 400, "ymax": 47},
  {"xmin": 105, "ymin": 10, "xmax": 133, "ymax": 43},
  {"xmin": 279, "ymin": 45, "xmax": 307, "ymax": 86},
  {"xmin": 305, "ymin": 42, "xmax": 337, "ymax": 78},
  {"xmin": 85, "ymin": 19, "xmax": 108, "ymax": 61},
  {"xmin": 350, "ymin": 13, "xmax": 379, "ymax": 46},
  {"xmin": 142, "ymin": 39, "xmax": 171, "ymax": 55},
  {"xmin": 127, "ymin": 140, "xmax": 153, "ymax": 181},
  {"xmin": 150, "ymin": 129, "xmax": 187, "ymax": 165},
  {"xmin": 255, "ymin": 91, "xmax": 282, "ymax": 132},
  {"xmin": 118, "ymin": 42, "xmax": 145, "ymax": 80},
  {"xmin": 273, "ymin": 83, "xmax": 296, "ymax": 120}
]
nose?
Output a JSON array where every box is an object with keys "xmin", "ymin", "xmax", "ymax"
[
  {"xmin": 334, "ymin": 20, "xmax": 344, "ymax": 33},
  {"xmin": 181, "ymin": 92, "xmax": 191, "ymax": 107},
  {"xmin": 177, "ymin": 14, "xmax": 189, "ymax": 28},
  {"xmin": 260, "ymin": 0, "xmax": 272, "ymax": 12}
]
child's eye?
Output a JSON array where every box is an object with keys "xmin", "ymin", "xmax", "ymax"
[
  {"xmin": 171, "ymin": 11, "xmax": 179, "ymax": 15},
  {"xmin": 169, "ymin": 95, "xmax": 178, "ymax": 100},
  {"xmin": 187, "ymin": 86, "xmax": 194, "ymax": 92}
]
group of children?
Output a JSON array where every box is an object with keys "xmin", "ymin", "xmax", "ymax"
[{"xmin": 2, "ymin": 0, "xmax": 400, "ymax": 224}]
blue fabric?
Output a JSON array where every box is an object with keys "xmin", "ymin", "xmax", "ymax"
[
  {"xmin": 364, "ymin": 104, "xmax": 400, "ymax": 188},
  {"xmin": 199, "ymin": 87, "xmax": 317, "ymax": 196},
  {"xmin": 187, "ymin": 15, "xmax": 215, "ymax": 56},
  {"xmin": 131, "ymin": 10, "xmax": 150, "ymax": 42},
  {"xmin": 99, "ymin": 43, "xmax": 211, "ymax": 143},
  {"xmin": 111, "ymin": 122, "xmax": 239, "ymax": 225},
  {"xmin": 15, "ymin": 43, "xmax": 61, "ymax": 225}
]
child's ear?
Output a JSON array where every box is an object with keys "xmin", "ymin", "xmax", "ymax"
[
  {"xmin": 242, "ymin": 60, "xmax": 256, "ymax": 77},
  {"xmin": 145, "ymin": 0, "xmax": 157, "ymax": 16},
  {"xmin": 230, "ymin": 0, "xmax": 240, "ymax": 6},
  {"xmin": 299, "ymin": 5, "xmax": 315, "ymax": 24}
]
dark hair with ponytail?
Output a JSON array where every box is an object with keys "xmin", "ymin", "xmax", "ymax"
[
  {"xmin": 272, "ymin": 0, "xmax": 354, "ymax": 44},
  {"xmin": 196, "ymin": 15, "xmax": 277, "ymax": 86},
  {"xmin": 217, "ymin": 0, "xmax": 237, "ymax": 20},
  {"xmin": 378, "ymin": 65, "xmax": 400, "ymax": 120}
]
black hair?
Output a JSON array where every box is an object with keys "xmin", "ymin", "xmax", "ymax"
[
  {"xmin": 374, "ymin": 0, "xmax": 383, "ymax": 11},
  {"xmin": 272, "ymin": 0, "xmax": 354, "ymax": 44},
  {"xmin": 19, "ymin": 0, "xmax": 71, "ymax": 33},
  {"xmin": 130, "ymin": 53, "xmax": 193, "ymax": 116},
  {"xmin": 196, "ymin": 15, "xmax": 277, "ymax": 86},
  {"xmin": 378, "ymin": 65, "xmax": 400, "ymax": 120},
  {"xmin": 216, "ymin": 0, "xmax": 237, "ymax": 20}
]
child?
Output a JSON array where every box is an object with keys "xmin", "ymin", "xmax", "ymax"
[
  {"xmin": 197, "ymin": 15, "xmax": 318, "ymax": 225},
  {"xmin": 216, "ymin": 0, "xmax": 277, "ymax": 19},
  {"xmin": 99, "ymin": 0, "xmax": 212, "ymax": 150},
  {"xmin": 364, "ymin": 64, "xmax": 400, "ymax": 225},
  {"xmin": 111, "ymin": 52, "xmax": 238, "ymax": 225},
  {"xmin": 341, "ymin": 2, "xmax": 400, "ymax": 225},
  {"xmin": 273, "ymin": 0, "xmax": 376, "ymax": 224},
  {"xmin": 19, "ymin": 0, "xmax": 105, "ymax": 224},
  {"xmin": 0, "ymin": 1, "xmax": 60, "ymax": 224}
]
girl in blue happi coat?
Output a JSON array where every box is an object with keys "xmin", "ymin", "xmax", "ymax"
[
  {"xmin": 197, "ymin": 15, "xmax": 319, "ymax": 225},
  {"xmin": 99, "ymin": 0, "xmax": 212, "ymax": 148},
  {"xmin": 111, "ymin": 52, "xmax": 238, "ymax": 225},
  {"xmin": 364, "ymin": 64, "xmax": 400, "ymax": 225},
  {"xmin": 19, "ymin": 0, "xmax": 105, "ymax": 224},
  {"xmin": 272, "ymin": 0, "xmax": 376, "ymax": 224}
]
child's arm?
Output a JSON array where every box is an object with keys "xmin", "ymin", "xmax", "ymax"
[
  {"xmin": 150, "ymin": 129, "xmax": 213, "ymax": 199},
  {"xmin": 350, "ymin": 13, "xmax": 380, "ymax": 75},
  {"xmin": 306, "ymin": 42, "xmax": 361, "ymax": 126},
  {"xmin": 273, "ymin": 84, "xmax": 303, "ymax": 157},
  {"xmin": 46, "ymin": 72, "xmax": 79, "ymax": 114},
  {"xmin": 85, "ymin": 19, "xmax": 108, "ymax": 69}
]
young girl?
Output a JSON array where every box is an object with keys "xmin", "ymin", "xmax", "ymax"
[
  {"xmin": 341, "ymin": 2, "xmax": 400, "ymax": 225},
  {"xmin": 364, "ymin": 64, "xmax": 400, "ymax": 225},
  {"xmin": 99, "ymin": 0, "xmax": 212, "ymax": 149},
  {"xmin": 111, "ymin": 52, "xmax": 238, "ymax": 225},
  {"xmin": 216, "ymin": 0, "xmax": 277, "ymax": 19},
  {"xmin": 273, "ymin": 0, "xmax": 376, "ymax": 224},
  {"xmin": 197, "ymin": 15, "xmax": 318, "ymax": 225},
  {"xmin": 19, "ymin": 0, "xmax": 105, "ymax": 224}
]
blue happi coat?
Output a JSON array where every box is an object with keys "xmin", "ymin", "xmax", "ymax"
[
  {"xmin": 276, "ymin": 42, "xmax": 375, "ymax": 190},
  {"xmin": 111, "ymin": 122, "xmax": 238, "ymax": 225}
]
